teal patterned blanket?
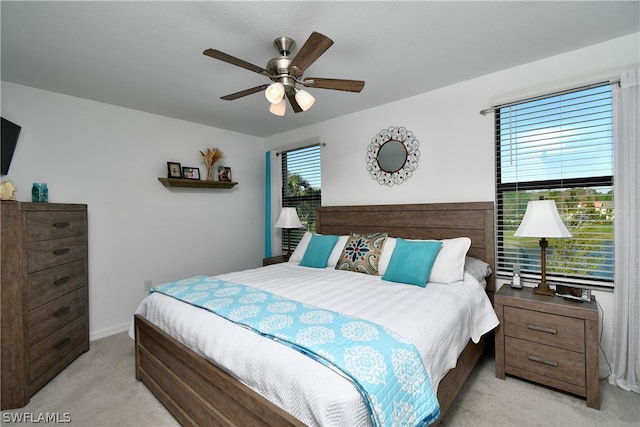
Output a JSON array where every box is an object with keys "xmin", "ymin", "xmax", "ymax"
[{"xmin": 151, "ymin": 276, "xmax": 440, "ymax": 426}]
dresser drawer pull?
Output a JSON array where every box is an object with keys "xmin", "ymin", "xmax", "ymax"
[
  {"xmin": 54, "ymin": 276, "xmax": 71, "ymax": 286},
  {"xmin": 52, "ymin": 222, "xmax": 70, "ymax": 228},
  {"xmin": 53, "ymin": 248, "xmax": 70, "ymax": 255},
  {"xmin": 527, "ymin": 324, "xmax": 557, "ymax": 335},
  {"xmin": 528, "ymin": 354, "xmax": 558, "ymax": 367},
  {"xmin": 54, "ymin": 307, "xmax": 71, "ymax": 318},
  {"xmin": 54, "ymin": 338, "xmax": 71, "ymax": 351}
]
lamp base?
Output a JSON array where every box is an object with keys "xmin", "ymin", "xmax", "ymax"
[{"xmin": 532, "ymin": 282, "xmax": 555, "ymax": 297}]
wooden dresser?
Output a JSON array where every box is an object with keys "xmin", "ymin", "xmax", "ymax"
[
  {"xmin": 494, "ymin": 285, "xmax": 599, "ymax": 409},
  {"xmin": 1, "ymin": 201, "xmax": 89, "ymax": 410}
]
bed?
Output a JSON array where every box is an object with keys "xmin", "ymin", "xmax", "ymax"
[{"xmin": 133, "ymin": 202, "xmax": 497, "ymax": 426}]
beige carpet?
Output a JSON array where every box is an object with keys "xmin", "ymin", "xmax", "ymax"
[{"xmin": 1, "ymin": 332, "xmax": 638, "ymax": 426}]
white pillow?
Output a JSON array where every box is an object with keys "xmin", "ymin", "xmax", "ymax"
[
  {"xmin": 378, "ymin": 237, "xmax": 397, "ymax": 276},
  {"xmin": 288, "ymin": 231, "xmax": 312, "ymax": 263},
  {"xmin": 464, "ymin": 256, "xmax": 492, "ymax": 282},
  {"xmin": 327, "ymin": 235, "xmax": 349, "ymax": 268},
  {"xmin": 430, "ymin": 237, "xmax": 471, "ymax": 285},
  {"xmin": 378, "ymin": 236, "xmax": 471, "ymax": 285}
]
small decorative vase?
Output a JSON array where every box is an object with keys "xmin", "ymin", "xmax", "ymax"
[
  {"xmin": 32, "ymin": 183, "xmax": 48, "ymax": 202},
  {"xmin": 206, "ymin": 165, "xmax": 214, "ymax": 181}
]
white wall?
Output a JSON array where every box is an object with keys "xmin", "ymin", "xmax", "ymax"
[
  {"xmin": 1, "ymin": 82, "xmax": 265, "ymax": 339},
  {"xmin": 265, "ymin": 33, "xmax": 639, "ymax": 376}
]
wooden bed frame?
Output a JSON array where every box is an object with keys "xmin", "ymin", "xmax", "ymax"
[{"xmin": 135, "ymin": 201, "xmax": 495, "ymax": 426}]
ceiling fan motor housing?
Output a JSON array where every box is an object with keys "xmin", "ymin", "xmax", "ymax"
[{"xmin": 273, "ymin": 36, "xmax": 295, "ymax": 56}]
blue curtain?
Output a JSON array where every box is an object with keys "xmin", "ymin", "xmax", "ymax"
[{"xmin": 265, "ymin": 151, "xmax": 272, "ymax": 257}]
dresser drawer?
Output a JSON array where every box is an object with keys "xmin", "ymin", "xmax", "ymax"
[
  {"xmin": 29, "ymin": 315, "xmax": 87, "ymax": 383},
  {"xmin": 28, "ymin": 260, "xmax": 86, "ymax": 309},
  {"xmin": 505, "ymin": 336, "xmax": 585, "ymax": 387},
  {"xmin": 26, "ymin": 211, "xmax": 86, "ymax": 242},
  {"xmin": 27, "ymin": 236, "xmax": 87, "ymax": 273},
  {"xmin": 28, "ymin": 288, "xmax": 87, "ymax": 345},
  {"xmin": 504, "ymin": 306, "xmax": 585, "ymax": 353}
]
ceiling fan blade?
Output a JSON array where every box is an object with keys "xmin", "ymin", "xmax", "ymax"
[
  {"xmin": 288, "ymin": 32, "xmax": 334, "ymax": 75},
  {"xmin": 203, "ymin": 48, "xmax": 272, "ymax": 77},
  {"xmin": 286, "ymin": 90, "xmax": 303, "ymax": 113},
  {"xmin": 220, "ymin": 84, "xmax": 269, "ymax": 100},
  {"xmin": 303, "ymin": 78, "xmax": 365, "ymax": 93}
]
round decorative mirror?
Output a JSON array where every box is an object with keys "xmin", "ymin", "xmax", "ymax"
[{"xmin": 366, "ymin": 126, "xmax": 420, "ymax": 186}]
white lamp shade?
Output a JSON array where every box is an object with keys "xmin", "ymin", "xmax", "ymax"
[
  {"xmin": 295, "ymin": 89, "xmax": 315, "ymax": 111},
  {"xmin": 275, "ymin": 207, "xmax": 303, "ymax": 229},
  {"xmin": 269, "ymin": 99, "xmax": 286, "ymax": 116},
  {"xmin": 514, "ymin": 200, "xmax": 572, "ymax": 238},
  {"xmin": 265, "ymin": 82, "xmax": 285, "ymax": 104}
]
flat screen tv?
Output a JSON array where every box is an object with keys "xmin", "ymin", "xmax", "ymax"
[{"xmin": 1, "ymin": 117, "xmax": 22, "ymax": 176}]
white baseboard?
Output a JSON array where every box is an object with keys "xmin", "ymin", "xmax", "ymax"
[{"xmin": 90, "ymin": 322, "xmax": 130, "ymax": 341}]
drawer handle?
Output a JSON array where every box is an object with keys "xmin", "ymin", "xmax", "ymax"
[
  {"xmin": 54, "ymin": 276, "xmax": 70, "ymax": 286},
  {"xmin": 53, "ymin": 222, "xmax": 70, "ymax": 228},
  {"xmin": 527, "ymin": 324, "xmax": 557, "ymax": 335},
  {"xmin": 528, "ymin": 354, "xmax": 558, "ymax": 367},
  {"xmin": 54, "ymin": 307, "xmax": 71, "ymax": 318},
  {"xmin": 54, "ymin": 338, "xmax": 71, "ymax": 351},
  {"xmin": 53, "ymin": 248, "xmax": 70, "ymax": 256}
]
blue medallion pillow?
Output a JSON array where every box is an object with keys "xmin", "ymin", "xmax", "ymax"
[
  {"xmin": 335, "ymin": 232, "xmax": 388, "ymax": 275},
  {"xmin": 382, "ymin": 238, "xmax": 443, "ymax": 287}
]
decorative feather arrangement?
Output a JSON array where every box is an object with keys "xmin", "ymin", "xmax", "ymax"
[{"xmin": 200, "ymin": 148, "xmax": 224, "ymax": 180}]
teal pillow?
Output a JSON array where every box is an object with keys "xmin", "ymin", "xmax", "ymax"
[
  {"xmin": 299, "ymin": 234, "xmax": 340, "ymax": 268},
  {"xmin": 382, "ymin": 238, "xmax": 443, "ymax": 287}
]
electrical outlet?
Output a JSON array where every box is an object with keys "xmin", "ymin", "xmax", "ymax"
[{"xmin": 144, "ymin": 279, "xmax": 153, "ymax": 292}]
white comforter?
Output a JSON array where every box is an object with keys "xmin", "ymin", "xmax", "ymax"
[{"xmin": 130, "ymin": 263, "xmax": 498, "ymax": 426}]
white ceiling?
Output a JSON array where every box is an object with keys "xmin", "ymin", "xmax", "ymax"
[{"xmin": 2, "ymin": 1, "xmax": 638, "ymax": 138}]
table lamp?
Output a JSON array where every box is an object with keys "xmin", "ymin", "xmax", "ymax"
[
  {"xmin": 514, "ymin": 199, "xmax": 572, "ymax": 296},
  {"xmin": 275, "ymin": 207, "xmax": 303, "ymax": 257}
]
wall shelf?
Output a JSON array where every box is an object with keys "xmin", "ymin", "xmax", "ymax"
[{"xmin": 157, "ymin": 178, "xmax": 238, "ymax": 189}]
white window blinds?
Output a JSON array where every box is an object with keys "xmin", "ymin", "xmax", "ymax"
[
  {"xmin": 280, "ymin": 145, "xmax": 322, "ymax": 251},
  {"xmin": 496, "ymin": 83, "xmax": 614, "ymax": 285}
]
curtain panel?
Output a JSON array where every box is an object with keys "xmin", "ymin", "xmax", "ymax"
[{"xmin": 610, "ymin": 68, "xmax": 640, "ymax": 393}]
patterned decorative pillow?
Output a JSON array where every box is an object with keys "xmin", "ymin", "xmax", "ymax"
[{"xmin": 335, "ymin": 232, "xmax": 388, "ymax": 275}]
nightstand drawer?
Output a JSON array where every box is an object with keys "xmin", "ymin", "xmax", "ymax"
[
  {"xmin": 26, "ymin": 211, "xmax": 86, "ymax": 241},
  {"xmin": 505, "ymin": 336, "xmax": 586, "ymax": 387},
  {"xmin": 27, "ymin": 236, "xmax": 87, "ymax": 273},
  {"xmin": 504, "ymin": 306, "xmax": 585, "ymax": 353}
]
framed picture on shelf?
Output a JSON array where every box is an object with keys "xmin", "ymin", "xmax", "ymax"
[
  {"xmin": 218, "ymin": 165, "xmax": 232, "ymax": 182},
  {"xmin": 182, "ymin": 167, "xmax": 200, "ymax": 180},
  {"xmin": 167, "ymin": 162, "xmax": 182, "ymax": 178}
]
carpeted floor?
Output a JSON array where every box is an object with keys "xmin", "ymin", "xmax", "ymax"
[{"xmin": 1, "ymin": 332, "xmax": 638, "ymax": 426}]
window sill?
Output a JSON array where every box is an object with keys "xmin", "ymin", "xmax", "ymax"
[{"xmin": 496, "ymin": 272, "xmax": 614, "ymax": 292}]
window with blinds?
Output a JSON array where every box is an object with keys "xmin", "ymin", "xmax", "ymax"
[
  {"xmin": 281, "ymin": 144, "xmax": 322, "ymax": 252},
  {"xmin": 496, "ymin": 83, "xmax": 614, "ymax": 286}
]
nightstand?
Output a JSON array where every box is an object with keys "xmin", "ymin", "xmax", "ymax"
[
  {"xmin": 262, "ymin": 255, "xmax": 289, "ymax": 266},
  {"xmin": 494, "ymin": 285, "xmax": 599, "ymax": 409}
]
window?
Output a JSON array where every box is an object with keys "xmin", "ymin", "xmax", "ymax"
[
  {"xmin": 496, "ymin": 83, "xmax": 614, "ymax": 286},
  {"xmin": 280, "ymin": 145, "xmax": 321, "ymax": 252}
]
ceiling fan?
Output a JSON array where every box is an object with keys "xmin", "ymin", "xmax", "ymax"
[{"xmin": 203, "ymin": 32, "xmax": 365, "ymax": 116}]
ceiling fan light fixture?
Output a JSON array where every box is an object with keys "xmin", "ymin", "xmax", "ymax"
[
  {"xmin": 295, "ymin": 89, "xmax": 315, "ymax": 111},
  {"xmin": 269, "ymin": 99, "xmax": 286, "ymax": 116},
  {"xmin": 265, "ymin": 82, "xmax": 285, "ymax": 104}
]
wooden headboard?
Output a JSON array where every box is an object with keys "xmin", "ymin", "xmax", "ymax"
[{"xmin": 316, "ymin": 202, "xmax": 495, "ymax": 292}]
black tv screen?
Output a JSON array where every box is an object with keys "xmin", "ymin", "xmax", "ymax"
[{"xmin": 1, "ymin": 117, "xmax": 22, "ymax": 176}]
